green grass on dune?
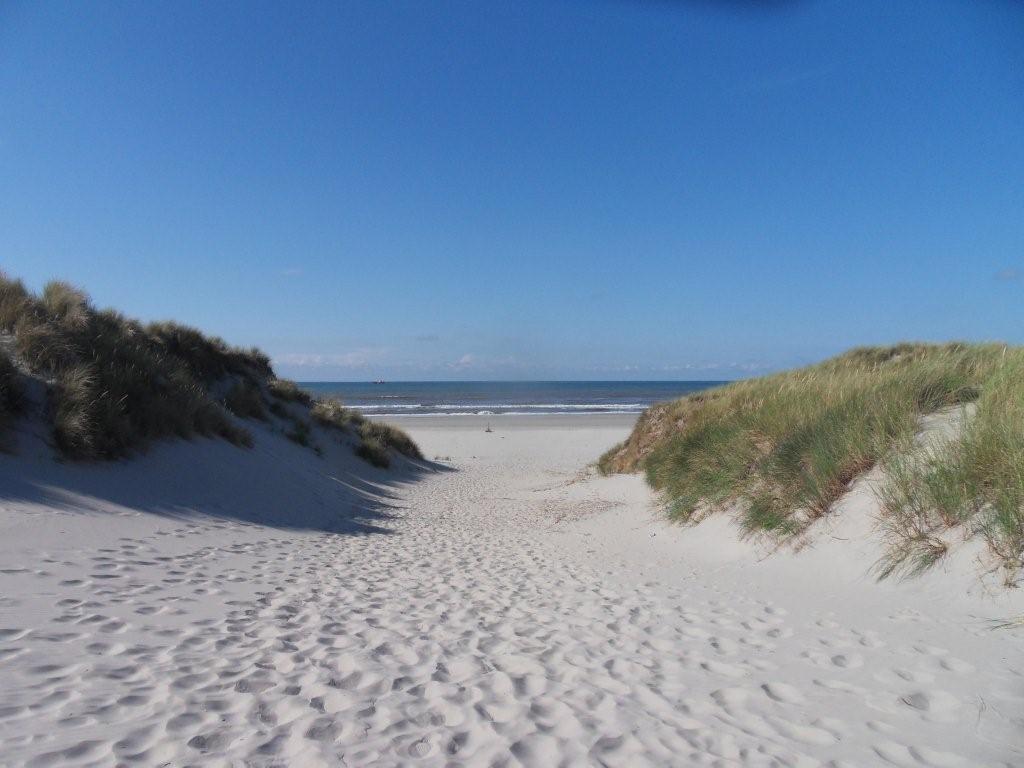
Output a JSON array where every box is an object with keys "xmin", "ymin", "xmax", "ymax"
[
  {"xmin": 224, "ymin": 380, "xmax": 268, "ymax": 421},
  {"xmin": 0, "ymin": 275, "xmax": 255, "ymax": 458},
  {"xmin": 148, "ymin": 321, "xmax": 272, "ymax": 384},
  {"xmin": 310, "ymin": 397, "xmax": 423, "ymax": 467},
  {"xmin": 877, "ymin": 351, "xmax": 1024, "ymax": 581},
  {"xmin": 268, "ymin": 378, "xmax": 313, "ymax": 406},
  {"xmin": 605, "ymin": 343, "xmax": 1023, "ymax": 578},
  {"xmin": 311, "ymin": 397, "xmax": 366, "ymax": 431},
  {"xmin": 358, "ymin": 420, "xmax": 424, "ymax": 465},
  {"xmin": 0, "ymin": 272, "xmax": 422, "ymax": 467}
]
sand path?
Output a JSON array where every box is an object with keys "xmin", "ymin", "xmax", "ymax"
[{"xmin": 0, "ymin": 418, "xmax": 1022, "ymax": 766}]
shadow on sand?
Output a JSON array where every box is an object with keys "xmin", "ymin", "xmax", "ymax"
[{"xmin": 0, "ymin": 423, "xmax": 455, "ymax": 536}]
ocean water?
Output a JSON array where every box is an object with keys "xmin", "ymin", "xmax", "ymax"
[{"xmin": 299, "ymin": 381, "xmax": 723, "ymax": 416}]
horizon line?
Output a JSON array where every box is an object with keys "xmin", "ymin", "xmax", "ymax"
[{"xmin": 292, "ymin": 378, "xmax": 736, "ymax": 384}]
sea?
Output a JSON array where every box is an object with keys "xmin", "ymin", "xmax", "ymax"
[{"xmin": 299, "ymin": 381, "xmax": 723, "ymax": 417}]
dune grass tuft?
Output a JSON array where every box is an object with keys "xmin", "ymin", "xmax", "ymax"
[
  {"xmin": 350, "ymin": 420, "xmax": 424, "ymax": 468},
  {"xmin": 268, "ymin": 378, "xmax": 312, "ymax": 406},
  {"xmin": 358, "ymin": 421, "xmax": 423, "ymax": 461},
  {"xmin": 223, "ymin": 380, "xmax": 267, "ymax": 421},
  {"xmin": 355, "ymin": 437, "xmax": 390, "ymax": 468},
  {"xmin": 0, "ymin": 272, "xmax": 254, "ymax": 458},
  {"xmin": 607, "ymin": 342, "xmax": 1022, "ymax": 576},
  {"xmin": 311, "ymin": 397, "xmax": 366, "ymax": 431},
  {"xmin": 877, "ymin": 350, "xmax": 1024, "ymax": 581},
  {"xmin": 310, "ymin": 397, "xmax": 422, "ymax": 466},
  {"xmin": 148, "ymin": 321, "xmax": 271, "ymax": 384},
  {"xmin": 285, "ymin": 418, "xmax": 312, "ymax": 447},
  {"xmin": 0, "ymin": 276, "xmax": 33, "ymax": 332}
]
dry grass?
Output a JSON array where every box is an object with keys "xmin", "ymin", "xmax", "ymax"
[{"xmin": 605, "ymin": 343, "xmax": 1021, "ymax": 574}]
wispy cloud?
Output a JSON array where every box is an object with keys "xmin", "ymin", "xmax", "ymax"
[{"xmin": 447, "ymin": 353, "xmax": 476, "ymax": 371}]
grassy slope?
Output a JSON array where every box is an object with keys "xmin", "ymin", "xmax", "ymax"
[
  {"xmin": 0, "ymin": 273, "xmax": 420, "ymax": 467},
  {"xmin": 601, "ymin": 343, "xmax": 1024, "ymax": 580},
  {"xmin": 878, "ymin": 351, "xmax": 1024, "ymax": 579},
  {"xmin": 1, "ymin": 277, "xmax": 256, "ymax": 457}
]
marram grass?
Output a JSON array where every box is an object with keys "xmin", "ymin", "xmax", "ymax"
[
  {"xmin": 602, "ymin": 343, "xmax": 1023, "ymax": 579},
  {"xmin": 877, "ymin": 349, "xmax": 1024, "ymax": 581},
  {"xmin": 0, "ymin": 271, "xmax": 421, "ymax": 468},
  {"xmin": 0, "ymin": 274, "xmax": 255, "ymax": 458}
]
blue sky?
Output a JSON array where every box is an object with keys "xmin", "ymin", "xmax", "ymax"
[{"xmin": 1, "ymin": 1, "xmax": 1022, "ymax": 381}]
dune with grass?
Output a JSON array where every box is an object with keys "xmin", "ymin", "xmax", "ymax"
[
  {"xmin": 1, "ymin": 295, "xmax": 1022, "ymax": 766},
  {"xmin": 600, "ymin": 342, "xmax": 1024, "ymax": 585},
  {"xmin": 0, "ymin": 273, "xmax": 421, "ymax": 468}
]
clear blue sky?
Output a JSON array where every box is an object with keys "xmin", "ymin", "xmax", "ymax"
[{"xmin": 1, "ymin": 1, "xmax": 1021, "ymax": 381}]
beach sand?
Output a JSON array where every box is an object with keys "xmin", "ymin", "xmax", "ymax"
[{"xmin": 1, "ymin": 414, "xmax": 1022, "ymax": 766}]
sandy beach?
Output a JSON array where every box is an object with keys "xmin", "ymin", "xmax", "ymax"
[
  {"xmin": 5, "ymin": 1, "xmax": 1022, "ymax": 765},
  {"xmin": 1, "ymin": 414, "xmax": 1022, "ymax": 767}
]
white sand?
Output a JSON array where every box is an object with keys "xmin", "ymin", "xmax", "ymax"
[{"xmin": 1, "ymin": 413, "xmax": 1022, "ymax": 767}]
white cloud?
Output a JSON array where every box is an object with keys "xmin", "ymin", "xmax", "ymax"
[{"xmin": 448, "ymin": 353, "xmax": 475, "ymax": 370}]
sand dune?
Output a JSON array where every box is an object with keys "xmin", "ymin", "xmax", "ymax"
[{"xmin": 0, "ymin": 415, "xmax": 1022, "ymax": 766}]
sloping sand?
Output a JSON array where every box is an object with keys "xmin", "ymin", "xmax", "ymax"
[{"xmin": 1, "ymin": 414, "xmax": 1022, "ymax": 766}]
